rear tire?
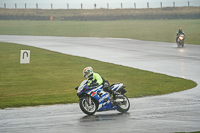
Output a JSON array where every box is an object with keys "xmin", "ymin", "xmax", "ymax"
[
  {"xmin": 116, "ymin": 95, "xmax": 130, "ymax": 113},
  {"xmin": 79, "ymin": 97, "xmax": 97, "ymax": 115}
]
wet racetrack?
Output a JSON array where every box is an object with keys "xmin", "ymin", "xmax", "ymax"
[{"xmin": 0, "ymin": 35, "xmax": 200, "ymax": 133}]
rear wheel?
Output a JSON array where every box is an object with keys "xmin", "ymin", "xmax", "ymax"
[
  {"xmin": 116, "ymin": 95, "xmax": 130, "ymax": 113},
  {"xmin": 79, "ymin": 97, "xmax": 97, "ymax": 115}
]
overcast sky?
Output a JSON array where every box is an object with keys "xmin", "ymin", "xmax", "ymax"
[{"xmin": 0, "ymin": 0, "xmax": 199, "ymax": 9}]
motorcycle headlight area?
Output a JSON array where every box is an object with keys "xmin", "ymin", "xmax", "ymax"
[
  {"xmin": 179, "ymin": 37, "xmax": 183, "ymax": 40},
  {"xmin": 77, "ymin": 85, "xmax": 85, "ymax": 93}
]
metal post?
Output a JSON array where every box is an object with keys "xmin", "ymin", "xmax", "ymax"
[
  {"xmin": 107, "ymin": 3, "xmax": 109, "ymax": 9},
  {"xmin": 173, "ymin": 2, "xmax": 175, "ymax": 7},
  {"xmin": 67, "ymin": 3, "xmax": 69, "ymax": 9},
  {"xmin": 94, "ymin": 3, "xmax": 96, "ymax": 9},
  {"xmin": 25, "ymin": 3, "xmax": 26, "ymax": 9},
  {"xmin": 4, "ymin": 3, "xmax": 6, "ymax": 8},
  {"xmin": 36, "ymin": 3, "xmax": 38, "ymax": 9},
  {"xmin": 160, "ymin": 2, "xmax": 162, "ymax": 8},
  {"xmin": 188, "ymin": 1, "xmax": 190, "ymax": 6},
  {"xmin": 51, "ymin": 3, "xmax": 53, "ymax": 9},
  {"xmin": 15, "ymin": 3, "xmax": 17, "ymax": 9},
  {"xmin": 81, "ymin": 3, "xmax": 82, "ymax": 9},
  {"xmin": 147, "ymin": 2, "xmax": 149, "ymax": 8},
  {"xmin": 121, "ymin": 3, "xmax": 123, "ymax": 9},
  {"xmin": 134, "ymin": 3, "xmax": 136, "ymax": 9}
]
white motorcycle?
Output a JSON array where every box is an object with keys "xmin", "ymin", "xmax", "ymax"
[{"xmin": 177, "ymin": 34, "xmax": 186, "ymax": 47}]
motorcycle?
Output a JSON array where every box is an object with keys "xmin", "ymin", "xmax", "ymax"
[
  {"xmin": 75, "ymin": 80, "xmax": 130, "ymax": 115},
  {"xmin": 177, "ymin": 34, "xmax": 185, "ymax": 47}
]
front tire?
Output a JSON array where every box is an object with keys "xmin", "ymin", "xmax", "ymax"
[
  {"xmin": 116, "ymin": 95, "xmax": 130, "ymax": 113},
  {"xmin": 177, "ymin": 42, "xmax": 181, "ymax": 48},
  {"xmin": 79, "ymin": 97, "xmax": 97, "ymax": 115},
  {"xmin": 181, "ymin": 41, "xmax": 184, "ymax": 47}
]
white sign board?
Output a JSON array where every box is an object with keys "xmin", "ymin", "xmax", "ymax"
[{"xmin": 20, "ymin": 50, "xmax": 30, "ymax": 64}]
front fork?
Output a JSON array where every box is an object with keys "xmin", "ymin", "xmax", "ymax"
[{"xmin": 85, "ymin": 96, "xmax": 92, "ymax": 106}]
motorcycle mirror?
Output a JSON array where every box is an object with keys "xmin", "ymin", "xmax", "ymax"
[{"xmin": 75, "ymin": 86, "xmax": 78, "ymax": 90}]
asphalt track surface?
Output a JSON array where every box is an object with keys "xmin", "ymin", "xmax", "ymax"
[{"xmin": 0, "ymin": 35, "xmax": 200, "ymax": 133}]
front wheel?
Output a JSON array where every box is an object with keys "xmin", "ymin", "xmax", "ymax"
[
  {"xmin": 116, "ymin": 95, "xmax": 130, "ymax": 113},
  {"xmin": 79, "ymin": 97, "xmax": 97, "ymax": 115},
  {"xmin": 180, "ymin": 40, "xmax": 184, "ymax": 47},
  {"xmin": 177, "ymin": 42, "xmax": 181, "ymax": 47}
]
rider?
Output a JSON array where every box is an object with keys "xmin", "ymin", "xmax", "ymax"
[
  {"xmin": 82, "ymin": 66, "xmax": 115, "ymax": 95},
  {"xmin": 176, "ymin": 28, "xmax": 185, "ymax": 42},
  {"xmin": 83, "ymin": 66, "xmax": 103, "ymax": 88}
]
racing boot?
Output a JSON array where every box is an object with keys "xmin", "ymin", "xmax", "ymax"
[{"xmin": 109, "ymin": 89, "xmax": 118, "ymax": 108}]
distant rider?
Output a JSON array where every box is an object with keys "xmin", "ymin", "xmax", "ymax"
[
  {"xmin": 82, "ymin": 66, "xmax": 115, "ymax": 96},
  {"xmin": 176, "ymin": 28, "xmax": 185, "ymax": 42}
]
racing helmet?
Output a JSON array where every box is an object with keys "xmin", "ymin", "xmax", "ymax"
[
  {"xmin": 179, "ymin": 28, "xmax": 182, "ymax": 32},
  {"xmin": 83, "ymin": 67, "xmax": 93, "ymax": 78}
]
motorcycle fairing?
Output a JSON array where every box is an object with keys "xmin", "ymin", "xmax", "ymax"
[
  {"xmin": 178, "ymin": 34, "xmax": 185, "ymax": 42},
  {"xmin": 111, "ymin": 83, "xmax": 123, "ymax": 92},
  {"xmin": 87, "ymin": 86, "xmax": 117, "ymax": 111},
  {"xmin": 77, "ymin": 80, "xmax": 130, "ymax": 115},
  {"xmin": 77, "ymin": 81, "xmax": 122, "ymax": 112}
]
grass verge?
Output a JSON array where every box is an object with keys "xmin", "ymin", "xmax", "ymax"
[
  {"xmin": 0, "ymin": 42, "xmax": 197, "ymax": 109},
  {"xmin": 0, "ymin": 19, "xmax": 200, "ymax": 45}
]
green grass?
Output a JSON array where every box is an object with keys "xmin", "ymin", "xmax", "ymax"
[
  {"xmin": 176, "ymin": 131, "xmax": 200, "ymax": 133},
  {"xmin": 0, "ymin": 19, "xmax": 200, "ymax": 45},
  {"xmin": 0, "ymin": 42, "xmax": 197, "ymax": 109}
]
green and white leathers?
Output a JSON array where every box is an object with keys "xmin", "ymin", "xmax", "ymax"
[{"xmin": 83, "ymin": 67, "xmax": 103, "ymax": 87}]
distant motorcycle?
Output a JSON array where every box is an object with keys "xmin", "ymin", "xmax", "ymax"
[
  {"xmin": 75, "ymin": 80, "xmax": 130, "ymax": 115},
  {"xmin": 177, "ymin": 34, "xmax": 185, "ymax": 47}
]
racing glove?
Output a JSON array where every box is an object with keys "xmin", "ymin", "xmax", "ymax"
[{"xmin": 89, "ymin": 82, "xmax": 98, "ymax": 87}]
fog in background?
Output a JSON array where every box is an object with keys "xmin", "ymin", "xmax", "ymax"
[{"xmin": 0, "ymin": 0, "xmax": 199, "ymax": 9}]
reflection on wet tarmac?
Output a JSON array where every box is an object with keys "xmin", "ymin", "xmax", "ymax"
[{"xmin": 80, "ymin": 112, "xmax": 130, "ymax": 122}]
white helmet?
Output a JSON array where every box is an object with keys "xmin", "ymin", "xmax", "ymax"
[{"xmin": 83, "ymin": 67, "xmax": 93, "ymax": 78}]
